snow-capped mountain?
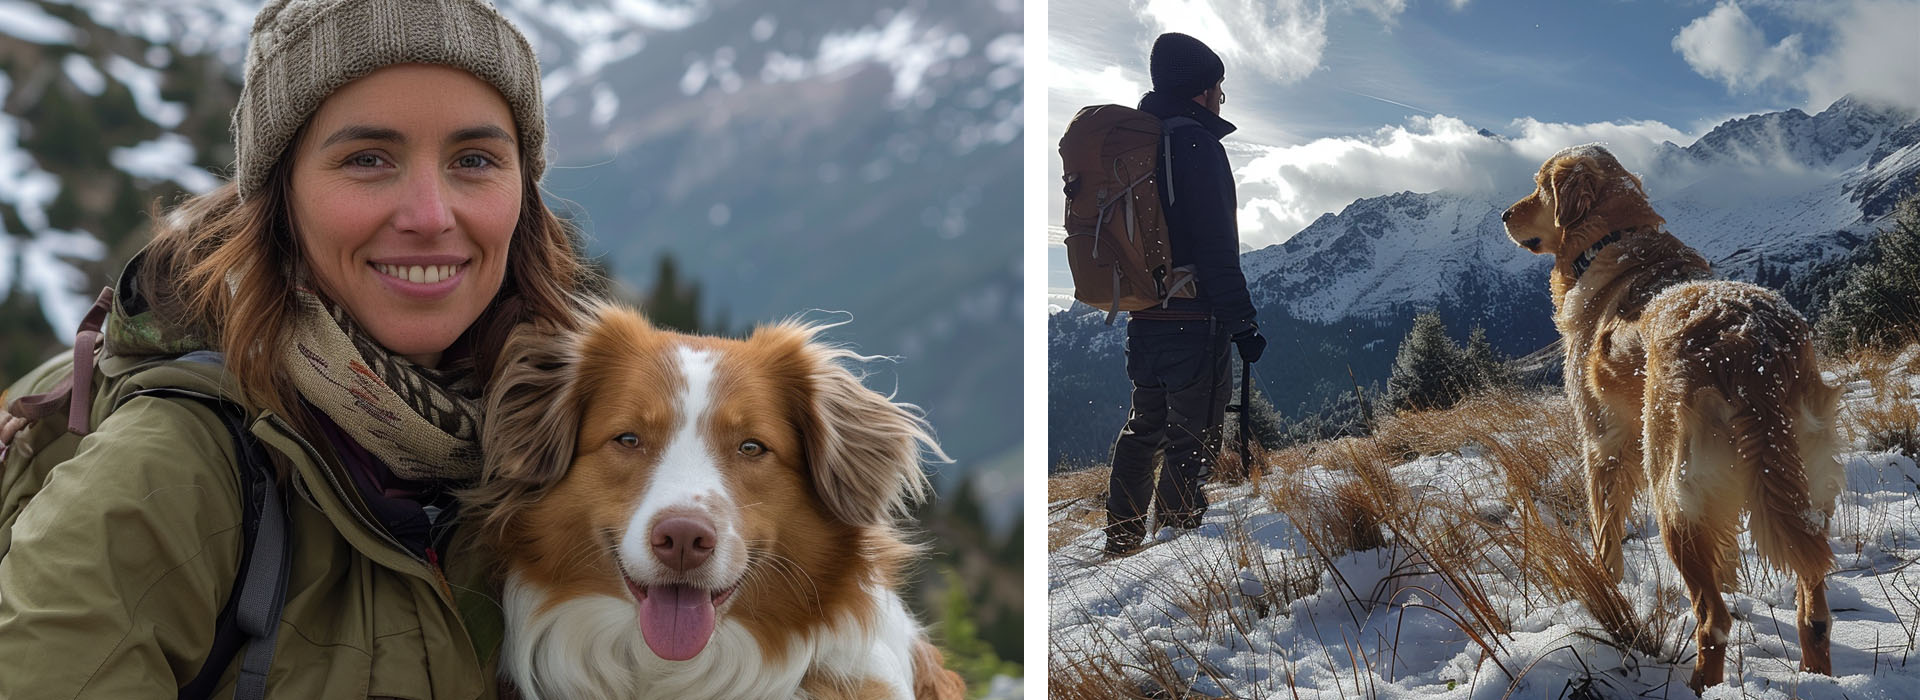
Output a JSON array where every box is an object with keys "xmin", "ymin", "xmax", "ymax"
[
  {"xmin": 1246, "ymin": 95, "xmax": 1917, "ymax": 328},
  {"xmin": 0, "ymin": 0, "xmax": 1022, "ymax": 478},
  {"xmin": 1050, "ymin": 96, "xmax": 1920, "ymax": 466}
]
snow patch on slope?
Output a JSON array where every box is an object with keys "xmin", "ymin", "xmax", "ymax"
[
  {"xmin": 0, "ymin": 0, "xmax": 77, "ymax": 44},
  {"xmin": 61, "ymin": 54, "xmax": 106, "ymax": 96},
  {"xmin": 103, "ymin": 55, "xmax": 184, "ymax": 129},
  {"xmin": 111, "ymin": 134, "xmax": 217, "ymax": 194}
]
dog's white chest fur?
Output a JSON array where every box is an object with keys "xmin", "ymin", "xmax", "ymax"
[{"xmin": 502, "ymin": 573, "xmax": 919, "ymax": 700}]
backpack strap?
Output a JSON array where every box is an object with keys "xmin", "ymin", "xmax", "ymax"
[
  {"xmin": 0, "ymin": 288, "xmax": 115, "ymax": 459},
  {"xmin": 1160, "ymin": 116, "xmax": 1200, "ymax": 209},
  {"xmin": 122, "ymin": 388, "xmax": 287, "ymax": 700}
]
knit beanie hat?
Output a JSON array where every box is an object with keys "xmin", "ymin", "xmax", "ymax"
[
  {"xmin": 232, "ymin": 0, "xmax": 545, "ymax": 199},
  {"xmin": 1149, "ymin": 32, "xmax": 1224, "ymax": 100}
]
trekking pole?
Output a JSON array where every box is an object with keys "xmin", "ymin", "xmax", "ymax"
[
  {"xmin": 1238, "ymin": 357, "xmax": 1251, "ymax": 474},
  {"xmin": 1224, "ymin": 356, "xmax": 1252, "ymax": 478}
]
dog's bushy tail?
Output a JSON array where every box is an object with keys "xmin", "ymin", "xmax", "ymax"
[
  {"xmin": 1711, "ymin": 295, "xmax": 1842, "ymax": 584},
  {"xmin": 1732, "ymin": 382, "xmax": 1839, "ymax": 584}
]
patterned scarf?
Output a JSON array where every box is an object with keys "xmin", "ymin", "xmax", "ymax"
[{"xmin": 281, "ymin": 287, "xmax": 484, "ymax": 481}]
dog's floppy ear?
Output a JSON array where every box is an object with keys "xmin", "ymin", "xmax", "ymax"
[
  {"xmin": 467, "ymin": 312, "xmax": 589, "ymax": 536},
  {"xmin": 485, "ymin": 319, "xmax": 585, "ymax": 483},
  {"xmin": 788, "ymin": 331, "xmax": 940, "ymax": 527},
  {"xmin": 1551, "ymin": 158, "xmax": 1599, "ymax": 230}
]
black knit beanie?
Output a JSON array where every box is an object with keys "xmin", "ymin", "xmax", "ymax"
[{"xmin": 1150, "ymin": 33, "xmax": 1224, "ymax": 99}]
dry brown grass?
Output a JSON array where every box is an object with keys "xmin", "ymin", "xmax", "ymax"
[
  {"xmin": 1050, "ymin": 466, "xmax": 1111, "ymax": 503},
  {"xmin": 1051, "ymin": 354, "xmax": 1920, "ymax": 695},
  {"xmin": 1048, "ymin": 467, "xmax": 1112, "ymax": 552},
  {"xmin": 1265, "ymin": 387, "xmax": 1675, "ymax": 661},
  {"xmin": 1046, "ymin": 649, "xmax": 1157, "ymax": 699},
  {"xmin": 1843, "ymin": 345, "xmax": 1920, "ymax": 455}
]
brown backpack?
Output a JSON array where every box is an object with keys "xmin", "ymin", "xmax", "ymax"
[{"xmin": 1059, "ymin": 105, "xmax": 1198, "ymax": 324}]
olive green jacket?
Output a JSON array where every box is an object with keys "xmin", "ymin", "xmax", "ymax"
[{"xmin": 0, "ymin": 294, "xmax": 502, "ymax": 698}]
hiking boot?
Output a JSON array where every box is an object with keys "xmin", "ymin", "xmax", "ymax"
[
  {"xmin": 1158, "ymin": 508, "xmax": 1206, "ymax": 531},
  {"xmin": 1103, "ymin": 536, "xmax": 1143, "ymax": 558}
]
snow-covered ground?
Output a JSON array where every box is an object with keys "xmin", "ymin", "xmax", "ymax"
[{"xmin": 1050, "ymin": 356, "xmax": 1920, "ymax": 699}]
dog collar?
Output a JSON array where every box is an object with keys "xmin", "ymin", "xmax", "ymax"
[{"xmin": 1571, "ymin": 228, "xmax": 1627, "ymax": 280}]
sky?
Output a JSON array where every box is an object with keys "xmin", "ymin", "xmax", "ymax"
[{"xmin": 1045, "ymin": 0, "xmax": 1920, "ymax": 293}]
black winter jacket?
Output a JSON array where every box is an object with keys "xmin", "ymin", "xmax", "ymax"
[{"xmin": 1132, "ymin": 90, "xmax": 1259, "ymax": 335}]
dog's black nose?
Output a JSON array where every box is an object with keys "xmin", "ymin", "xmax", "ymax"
[
  {"xmin": 1501, "ymin": 207, "xmax": 1514, "ymax": 223},
  {"xmin": 651, "ymin": 516, "xmax": 717, "ymax": 572}
]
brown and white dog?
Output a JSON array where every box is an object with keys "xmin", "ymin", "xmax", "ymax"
[
  {"xmin": 1503, "ymin": 144, "xmax": 1845, "ymax": 694},
  {"xmin": 467, "ymin": 303, "xmax": 966, "ymax": 700}
]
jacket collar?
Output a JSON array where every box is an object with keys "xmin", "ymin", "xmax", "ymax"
[
  {"xmin": 104, "ymin": 248, "xmax": 212, "ymax": 359},
  {"xmin": 1138, "ymin": 90, "xmax": 1237, "ymax": 140}
]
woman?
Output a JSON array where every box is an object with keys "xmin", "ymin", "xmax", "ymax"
[{"xmin": 0, "ymin": 0, "xmax": 592, "ymax": 696}]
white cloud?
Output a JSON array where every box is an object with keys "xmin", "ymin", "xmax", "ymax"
[
  {"xmin": 1136, "ymin": 0, "xmax": 1328, "ymax": 83},
  {"xmin": 1344, "ymin": 0, "xmax": 1472, "ymax": 25},
  {"xmin": 1348, "ymin": 0, "xmax": 1407, "ymax": 23},
  {"xmin": 1673, "ymin": 1, "xmax": 1807, "ymax": 92},
  {"xmin": 1802, "ymin": 0, "xmax": 1920, "ymax": 112},
  {"xmin": 1049, "ymin": 63, "xmax": 1146, "ymax": 109},
  {"xmin": 1232, "ymin": 115, "xmax": 1692, "ymax": 246},
  {"xmin": 1675, "ymin": 0, "xmax": 1920, "ymax": 112}
]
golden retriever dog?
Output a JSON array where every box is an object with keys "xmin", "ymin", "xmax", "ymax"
[
  {"xmin": 465, "ymin": 303, "xmax": 966, "ymax": 700},
  {"xmin": 1503, "ymin": 144, "xmax": 1845, "ymax": 693}
]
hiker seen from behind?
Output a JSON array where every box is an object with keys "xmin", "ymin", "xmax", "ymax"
[{"xmin": 1060, "ymin": 32, "xmax": 1266, "ymax": 558}]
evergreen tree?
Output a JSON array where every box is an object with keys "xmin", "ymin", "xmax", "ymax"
[
  {"xmin": 1382, "ymin": 311, "xmax": 1470, "ymax": 413},
  {"xmin": 1463, "ymin": 325, "xmax": 1513, "ymax": 393},
  {"xmin": 1280, "ymin": 382, "xmax": 1375, "ymax": 446},
  {"xmin": 639, "ymin": 254, "xmax": 731, "ymax": 335},
  {"xmin": 1819, "ymin": 194, "xmax": 1920, "ymax": 354},
  {"xmin": 934, "ymin": 567, "xmax": 1021, "ymax": 692},
  {"xmin": 0, "ymin": 289, "xmax": 60, "ymax": 386}
]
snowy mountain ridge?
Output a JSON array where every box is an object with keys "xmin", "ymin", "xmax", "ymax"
[{"xmin": 1233, "ymin": 95, "xmax": 1920, "ymax": 327}]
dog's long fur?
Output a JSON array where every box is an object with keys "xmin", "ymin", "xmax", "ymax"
[
  {"xmin": 1504, "ymin": 144, "xmax": 1845, "ymax": 694},
  {"xmin": 466, "ymin": 303, "xmax": 966, "ymax": 700}
]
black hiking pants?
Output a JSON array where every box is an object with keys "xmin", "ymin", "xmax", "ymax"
[{"xmin": 1105, "ymin": 317, "xmax": 1232, "ymax": 552}]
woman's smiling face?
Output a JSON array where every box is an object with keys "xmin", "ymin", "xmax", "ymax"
[{"xmin": 289, "ymin": 63, "xmax": 522, "ymax": 367}]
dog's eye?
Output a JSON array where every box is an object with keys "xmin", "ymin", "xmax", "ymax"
[
  {"xmin": 738, "ymin": 439, "xmax": 766, "ymax": 457},
  {"xmin": 614, "ymin": 433, "xmax": 641, "ymax": 449}
]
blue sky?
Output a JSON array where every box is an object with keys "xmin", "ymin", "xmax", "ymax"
[{"xmin": 1045, "ymin": 0, "xmax": 1920, "ymax": 293}]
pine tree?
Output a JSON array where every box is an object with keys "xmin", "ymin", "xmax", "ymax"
[
  {"xmin": 1463, "ymin": 325, "xmax": 1512, "ymax": 393},
  {"xmin": 935, "ymin": 567, "xmax": 1021, "ymax": 691},
  {"xmin": 639, "ymin": 254, "xmax": 732, "ymax": 335},
  {"xmin": 1818, "ymin": 194, "xmax": 1920, "ymax": 353},
  {"xmin": 1382, "ymin": 311, "xmax": 1470, "ymax": 413}
]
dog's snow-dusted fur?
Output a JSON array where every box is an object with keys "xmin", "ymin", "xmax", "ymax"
[
  {"xmin": 466, "ymin": 303, "xmax": 966, "ymax": 700},
  {"xmin": 1503, "ymin": 144, "xmax": 1845, "ymax": 694}
]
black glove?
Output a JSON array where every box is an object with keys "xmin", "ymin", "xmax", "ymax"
[{"xmin": 1232, "ymin": 328, "xmax": 1266, "ymax": 364}]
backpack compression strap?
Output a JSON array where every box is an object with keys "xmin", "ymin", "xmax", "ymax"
[{"xmin": 1160, "ymin": 116, "xmax": 1200, "ymax": 209}]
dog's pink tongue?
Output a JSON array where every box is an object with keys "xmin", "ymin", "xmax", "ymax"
[{"xmin": 638, "ymin": 584, "xmax": 716, "ymax": 661}]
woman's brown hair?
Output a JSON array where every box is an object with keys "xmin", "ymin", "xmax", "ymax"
[{"xmin": 138, "ymin": 134, "xmax": 599, "ymax": 419}]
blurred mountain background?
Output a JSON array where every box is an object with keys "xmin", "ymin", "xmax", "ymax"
[{"xmin": 0, "ymin": 0, "xmax": 1022, "ymax": 689}]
